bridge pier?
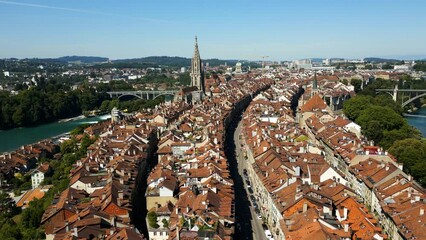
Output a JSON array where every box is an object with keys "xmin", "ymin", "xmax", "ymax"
[{"xmin": 393, "ymin": 85, "xmax": 398, "ymax": 102}]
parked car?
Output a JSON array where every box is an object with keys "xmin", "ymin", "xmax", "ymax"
[{"xmin": 265, "ymin": 230, "xmax": 272, "ymax": 239}]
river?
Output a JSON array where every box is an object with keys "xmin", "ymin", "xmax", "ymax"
[
  {"xmin": 0, "ymin": 115, "xmax": 110, "ymax": 153},
  {"xmin": 405, "ymin": 108, "xmax": 426, "ymax": 137}
]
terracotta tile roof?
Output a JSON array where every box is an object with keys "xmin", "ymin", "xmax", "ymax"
[{"xmin": 300, "ymin": 94, "xmax": 328, "ymax": 113}]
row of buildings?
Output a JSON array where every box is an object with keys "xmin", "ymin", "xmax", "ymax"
[
  {"xmin": 144, "ymin": 75, "xmax": 272, "ymax": 239},
  {"xmin": 239, "ymin": 77, "xmax": 426, "ymax": 240}
]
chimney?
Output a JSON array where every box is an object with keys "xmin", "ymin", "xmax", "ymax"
[
  {"xmin": 85, "ymin": 164, "xmax": 90, "ymax": 172},
  {"xmin": 343, "ymin": 207, "xmax": 348, "ymax": 220},
  {"xmin": 73, "ymin": 227, "xmax": 78, "ymax": 237},
  {"xmin": 344, "ymin": 223, "xmax": 349, "ymax": 232},
  {"xmin": 421, "ymin": 208, "xmax": 425, "ymax": 216},
  {"xmin": 65, "ymin": 221, "xmax": 69, "ymax": 232},
  {"xmin": 186, "ymin": 205, "xmax": 190, "ymax": 213},
  {"xmin": 110, "ymin": 216, "xmax": 116, "ymax": 227},
  {"xmin": 303, "ymin": 202, "xmax": 308, "ymax": 213}
]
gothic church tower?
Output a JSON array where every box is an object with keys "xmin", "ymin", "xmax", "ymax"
[{"xmin": 190, "ymin": 36, "xmax": 205, "ymax": 94}]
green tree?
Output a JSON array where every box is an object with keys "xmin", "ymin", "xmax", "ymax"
[
  {"xmin": 0, "ymin": 221, "xmax": 22, "ymax": 240},
  {"xmin": 388, "ymin": 138, "xmax": 426, "ymax": 186},
  {"xmin": 60, "ymin": 139, "xmax": 77, "ymax": 154},
  {"xmin": 343, "ymin": 95, "xmax": 373, "ymax": 120},
  {"xmin": 12, "ymin": 106, "xmax": 25, "ymax": 126},
  {"xmin": 374, "ymin": 94, "xmax": 402, "ymax": 114},
  {"xmin": 0, "ymin": 192, "xmax": 20, "ymax": 218},
  {"xmin": 379, "ymin": 124, "xmax": 421, "ymax": 150},
  {"xmin": 147, "ymin": 211, "xmax": 159, "ymax": 228},
  {"xmin": 356, "ymin": 106, "xmax": 405, "ymax": 144},
  {"xmin": 350, "ymin": 78, "xmax": 363, "ymax": 93},
  {"xmin": 21, "ymin": 197, "xmax": 45, "ymax": 228}
]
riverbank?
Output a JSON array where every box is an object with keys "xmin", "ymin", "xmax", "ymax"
[{"xmin": 0, "ymin": 114, "xmax": 110, "ymax": 153}]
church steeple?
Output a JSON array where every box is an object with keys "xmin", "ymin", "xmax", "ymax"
[
  {"xmin": 194, "ymin": 36, "xmax": 199, "ymax": 58},
  {"xmin": 313, "ymin": 71, "xmax": 318, "ymax": 90},
  {"xmin": 311, "ymin": 71, "xmax": 319, "ymax": 97},
  {"xmin": 190, "ymin": 36, "xmax": 205, "ymax": 94}
]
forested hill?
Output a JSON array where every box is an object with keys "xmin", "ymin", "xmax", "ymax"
[
  {"xmin": 58, "ymin": 56, "xmax": 109, "ymax": 63},
  {"xmin": 364, "ymin": 57, "xmax": 401, "ymax": 63},
  {"xmin": 20, "ymin": 56, "xmax": 109, "ymax": 64},
  {"xmin": 112, "ymin": 56, "xmax": 239, "ymax": 67},
  {"xmin": 2, "ymin": 56, "xmax": 242, "ymax": 68}
]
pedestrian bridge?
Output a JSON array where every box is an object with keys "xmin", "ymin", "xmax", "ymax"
[{"xmin": 107, "ymin": 90, "xmax": 178, "ymax": 100}]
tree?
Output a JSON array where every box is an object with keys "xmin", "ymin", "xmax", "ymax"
[
  {"xmin": 60, "ymin": 139, "xmax": 77, "ymax": 154},
  {"xmin": 374, "ymin": 94, "xmax": 402, "ymax": 114},
  {"xmin": 21, "ymin": 197, "xmax": 45, "ymax": 228},
  {"xmin": 380, "ymin": 124, "xmax": 421, "ymax": 150},
  {"xmin": 350, "ymin": 79, "xmax": 363, "ymax": 93},
  {"xmin": 12, "ymin": 106, "xmax": 25, "ymax": 126},
  {"xmin": 147, "ymin": 211, "xmax": 159, "ymax": 228},
  {"xmin": 388, "ymin": 138, "xmax": 426, "ymax": 186},
  {"xmin": 0, "ymin": 221, "xmax": 22, "ymax": 240},
  {"xmin": 343, "ymin": 95, "xmax": 373, "ymax": 120},
  {"xmin": 356, "ymin": 106, "xmax": 405, "ymax": 144},
  {"xmin": 0, "ymin": 192, "xmax": 19, "ymax": 218},
  {"xmin": 162, "ymin": 218, "xmax": 169, "ymax": 228}
]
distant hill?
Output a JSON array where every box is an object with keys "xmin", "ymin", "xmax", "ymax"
[
  {"xmin": 113, "ymin": 56, "xmax": 191, "ymax": 66},
  {"xmin": 20, "ymin": 56, "xmax": 109, "ymax": 64},
  {"xmin": 310, "ymin": 58, "xmax": 324, "ymax": 63},
  {"xmin": 364, "ymin": 57, "xmax": 402, "ymax": 63},
  {"xmin": 4, "ymin": 56, "xmax": 245, "ymax": 68},
  {"xmin": 113, "ymin": 56, "xmax": 240, "ymax": 67},
  {"xmin": 58, "ymin": 56, "xmax": 109, "ymax": 64}
]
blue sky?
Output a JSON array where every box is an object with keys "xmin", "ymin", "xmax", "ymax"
[{"xmin": 0, "ymin": 0, "xmax": 425, "ymax": 60}]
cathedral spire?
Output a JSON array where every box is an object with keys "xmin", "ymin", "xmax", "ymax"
[{"xmin": 190, "ymin": 36, "xmax": 205, "ymax": 94}]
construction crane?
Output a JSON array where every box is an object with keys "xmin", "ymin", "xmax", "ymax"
[{"xmin": 261, "ymin": 56, "xmax": 269, "ymax": 75}]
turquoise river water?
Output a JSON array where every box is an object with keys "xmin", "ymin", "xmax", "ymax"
[
  {"xmin": 405, "ymin": 107, "xmax": 426, "ymax": 137},
  {"xmin": 0, "ymin": 115, "xmax": 110, "ymax": 153}
]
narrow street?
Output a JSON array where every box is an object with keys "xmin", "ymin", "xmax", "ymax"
[
  {"xmin": 224, "ymin": 111, "xmax": 267, "ymax": 240},
  {"xmin": 234, "ymin": 119, "xmax": 268, "ymax": 240}
]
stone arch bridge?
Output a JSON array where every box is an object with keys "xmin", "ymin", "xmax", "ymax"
[
  {"xmin": 107, "ymin": 90, "xmax": 178, "ymax": 100},
  {"xmin": 376, "ymin": 86, "xmax": 426, "ymax": 108}
]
